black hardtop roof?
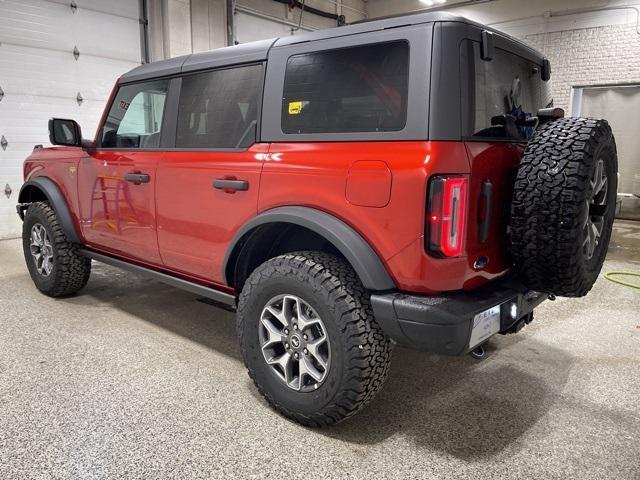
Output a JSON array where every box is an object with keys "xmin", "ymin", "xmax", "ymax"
[{"xmin": 119, "ymin": 11, "xmax": 542, "ymax": 84}]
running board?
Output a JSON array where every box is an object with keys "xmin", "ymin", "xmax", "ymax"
[{"xmin": 79, "ymin": 249, "xmax": 236, "ymax": 307}]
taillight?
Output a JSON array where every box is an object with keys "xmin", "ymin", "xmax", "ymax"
[{"xmin": 427, "ymin": 176, "xmax": 468, "ymax": 257}]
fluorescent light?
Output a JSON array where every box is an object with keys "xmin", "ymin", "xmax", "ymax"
[{"xmin": 420, "ymin": 0, "xmax": 447, "ymax": 5}]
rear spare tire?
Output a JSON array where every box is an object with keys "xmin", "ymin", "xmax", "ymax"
[{"xmin": 509, "ymin": 117, "xmax": 618, "ymax": 297}]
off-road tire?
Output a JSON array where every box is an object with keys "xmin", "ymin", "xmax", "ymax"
[
  {"xmin": 237, "ymin": 251, "xmax": 392, "ymax": 426},
  {"xmin": 510, "ymin": 117, "xmax": 617, "ymax": 297},
  {"xmin": 22, "ymin": 202, "xmax": 91, "ymax": 297}
]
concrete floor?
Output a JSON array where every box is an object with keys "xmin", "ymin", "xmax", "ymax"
[{"xmin": 1, "ymin": 222, "xmax": 639, "ymax": 480}]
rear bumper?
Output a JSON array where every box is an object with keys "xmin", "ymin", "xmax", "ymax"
[{"xmin": 370, "ymin": 276, "xmax": 547, "ymax": 355}]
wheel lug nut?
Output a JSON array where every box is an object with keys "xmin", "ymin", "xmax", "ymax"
[
  {"xmin": 285, "ymin": 342, "xmax": 289, "ymax": 349},
  {"xmin": 303, "ymin": 348, "xmax": 308, "ymax": 355},
  {"xmin": 293, "ymin": 324, "xmax": 298, "ymax": 330},
  {"xmin": 303, "ymin": 334, "xmax": 308, "ymax": 341},
  {"xmin": 294, "ymin": 352, "xmax": 299, "ymax": 359},
  {"xmin": 284, "ymin": 328, "xmax": 289, "ymax": 335}
]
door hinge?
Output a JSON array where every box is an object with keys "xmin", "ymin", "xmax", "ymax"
[
  {"xmin": 1, "ymin": 135, "xmax": 7, "ymax": 151},
  {"xmin": 4, "ymin": 184, "xmax": 12, "ymax": 199},
  {"xmin": 70, "ymin": 1, "xmax": 77, "ymax": 14},
  {"xmin": 76, "ymin": 92, "xmax": 83, "ymax": 106},
  {"xmin": 73, "ymin": 46, "xmax": 80, "ymax": 61},
  {"xmin": 0, "ymin": 85, "xmax": 4, "ymax": 102}
]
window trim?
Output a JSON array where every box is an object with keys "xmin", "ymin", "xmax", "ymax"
[
  {"xmin": 95, "ymin": 62, "xmax": 267, "ymax": 153},
  {"xmin": 261, "ymin": 24, "xmax": 432, "ymax": 143}
]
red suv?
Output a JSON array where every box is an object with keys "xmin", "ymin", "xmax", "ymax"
[{"xmin": 17, "ymin": 12, "xmax": 617, "ymax": 426}]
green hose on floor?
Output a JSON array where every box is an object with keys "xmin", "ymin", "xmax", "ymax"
[{"xmin": 603, "ymin": 272, "xmax": 640, "ymax": 289}]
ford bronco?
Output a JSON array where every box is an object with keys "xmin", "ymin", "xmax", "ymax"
[{"xmin": 17, "ymin": 12, "xmax": 617, "ymax": 426}]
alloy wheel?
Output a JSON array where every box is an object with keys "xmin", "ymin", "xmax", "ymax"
[
  {"xmin": 583, "ymin": 158, "xmax": 608, "ymax": 260},
  {"xmin": 259, "ymin": 294, "xmax": 330, "ymax": 392},
  {"xmin": 30, "ymin": 223, "xmax": 54, "ymax": 276}
]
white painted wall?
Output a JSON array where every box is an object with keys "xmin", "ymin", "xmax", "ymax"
[
  {"xmin": 147, "ymin": 0, "xmax": 367, "ymax": 58},
  {"xmin": 191, "ymin": 0, "xmax": 227, "ymax": 52},
  {"xmin": 235, "ymin": 0, "xmax": 366, "ymax": 43}
]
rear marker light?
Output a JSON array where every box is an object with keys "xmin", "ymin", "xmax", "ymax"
[{"xmin": 427, "ymin": 176, "xmax": 468, "ymax": 257}]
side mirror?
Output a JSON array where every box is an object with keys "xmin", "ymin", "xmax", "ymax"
[{"xmin": 48, "ymin": 118, "xmax": 82, "ymax": 147}]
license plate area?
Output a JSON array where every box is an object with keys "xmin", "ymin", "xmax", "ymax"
[{"xmin": 469, "ymin": 304, "xmax": 502, "ymax": 349}]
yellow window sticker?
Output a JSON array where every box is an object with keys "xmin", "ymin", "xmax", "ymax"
[{"xmin": 288, "ymin": 101, "xmax": 303, "ymax": 115}]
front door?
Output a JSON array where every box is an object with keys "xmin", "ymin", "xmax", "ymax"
[
  {"xmin": 78, "ymin": 78, "xmax": 169, "ymax": 265},
  {"xmin": 156, "ymin": 64, "xmax": 266, "ymax": 284}
]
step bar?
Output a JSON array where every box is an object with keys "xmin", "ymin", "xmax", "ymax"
[{"xmin": 79, "ymin": 249, "xmax": 236, "ymax": 307}]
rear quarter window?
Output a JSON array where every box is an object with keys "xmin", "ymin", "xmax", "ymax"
[{"xmin": 281, "ymin": 41, "xmax": 409, "ymax": 134}]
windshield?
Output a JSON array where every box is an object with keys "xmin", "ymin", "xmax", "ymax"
[{"xmin": 461, "ymin": 40, "xmax": 552, "ymax": 142}]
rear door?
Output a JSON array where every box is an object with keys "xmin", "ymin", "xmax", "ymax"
[
  {"xmin": 156, "ymin": 64, "xmax": 267, "ymax": 283},
  {"xmin": 78, "ymin": 79, "xmax": 169, "ymax": 264}
]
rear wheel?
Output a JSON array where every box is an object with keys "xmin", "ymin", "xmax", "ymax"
[
  {"xmin": 509, "ymin": 117, "xmax": 618, "ymax": 297},
  {"xmin": 22, "ymin": 202, "xmax": 91, "ymax": 297},
  {"xmin": 237, "ymin": 251, "xmax": 391, "ymax": 426}
]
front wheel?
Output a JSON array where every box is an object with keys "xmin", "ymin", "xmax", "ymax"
[
  {"xmin": 237, "ymin": 251, "xmax": 391, "ymax": 426},
  {"xmin": 22, "ymin": 202, "xmax": 91, "ymax": 297}
]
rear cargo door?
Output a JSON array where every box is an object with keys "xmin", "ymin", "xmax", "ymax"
[{"xmin": 459, "ymin": 38, "xmax": 551, "ymax": 274}]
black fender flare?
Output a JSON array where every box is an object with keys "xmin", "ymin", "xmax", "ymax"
[
  {"xmin": 18, "ymin": 177, "xmax": 82, "ymax": 243},
  {"xmin": 222, "ymin": 206, "xmax": 396, "ymax": 291}
]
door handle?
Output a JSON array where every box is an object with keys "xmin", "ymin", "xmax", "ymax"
[
  {"xmin": 213, "ymin": 179, "xmax": 249, "ymax": 192},
  {"xmin": 124, "ymin": 173, "xmax": 150, "ymax": 184},
  {"xmin": 478, "ymin": 179, "xmax": 493, "ymax": 242}
]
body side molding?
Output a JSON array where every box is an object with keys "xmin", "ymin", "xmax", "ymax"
[
  {"xmin": 223, "ymin": 206, "xmax": 396, "ymax": 291},
  {"xmin": 17, "ymin": 177, "xmax": 82, "ymax": 243}
]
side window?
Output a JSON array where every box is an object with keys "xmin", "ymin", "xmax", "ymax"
[
  {"xmin": 100, "ymin": 79, "xmax": 168, "ymax": 148},
  {"xmin": 176, "ymin": 64, "xmax": 263, "ymax": 149},
  {"xmin": 281, "ymin": 41, "xmax": 409, "ymax": 135}
]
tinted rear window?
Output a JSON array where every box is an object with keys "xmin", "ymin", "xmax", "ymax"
[
  {"xmin": 462, "ymin": 40, "xmax": 552, "ymax": 141},
  {"xmin": 281, "ymin": 41, "xmax": 409, "ymax": 134}
]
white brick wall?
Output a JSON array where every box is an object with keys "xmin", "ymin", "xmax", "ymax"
[{"xmin": 522, "ymin": 24, "xmax": 640, "ymax": 111}]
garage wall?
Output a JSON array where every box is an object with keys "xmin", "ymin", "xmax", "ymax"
[
  {"xmin": 147, "ymin": 0, "xmax": 366, "ymax": 58},
  {"xmin": 522, "ymin": 23, "xmax": 640, "ymax": 112},
  {"xmin": 0, "ymin": 0, "xmax": 142, "ymax": 239},
  {"xmin": 234, "ymin": 0, "xmax": 366, "ymax": 43}
]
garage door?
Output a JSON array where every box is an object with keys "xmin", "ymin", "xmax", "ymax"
[
  {"xmin": 578, "ymin": 86, "xmax": 640, "ymax": 220},
  {"xmin": 0, "ymin": 0, "xmax": 142, "ymax": 239}
]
